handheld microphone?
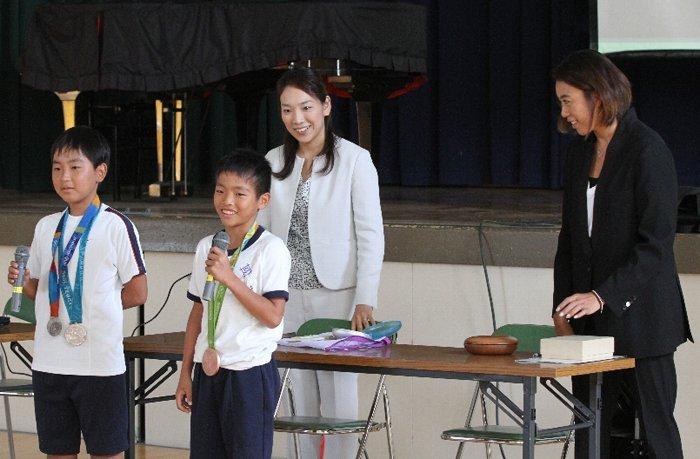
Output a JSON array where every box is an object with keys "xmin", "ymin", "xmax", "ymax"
[
  {"xmin": 201, "ymin": 231, "xmax": 229, "ymax": 302},
  {"xmin": 11, "ymin": 246, "xmax": 30, "ymax": 312}
]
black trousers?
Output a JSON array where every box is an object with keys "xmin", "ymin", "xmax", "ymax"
[{"xmin": 572, "ymin": 353, "xmax": 683, "ymax": 459}]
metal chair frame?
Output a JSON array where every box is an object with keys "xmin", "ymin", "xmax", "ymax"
[
  {"xmin": 441, "ymin": 324, "xmax": 574, "ymax": 459},
  {"xmin": 274, "ymin": 319, "xmax": 395, "ymax": 459},
  {"xmin": 0, "ymin": 347, "xmax": 34, "ymax": 459}
]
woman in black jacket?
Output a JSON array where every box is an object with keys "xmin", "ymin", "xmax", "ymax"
[{"xmin": 552, "ymin": 50, "xmax": 692, "ymax": 459}]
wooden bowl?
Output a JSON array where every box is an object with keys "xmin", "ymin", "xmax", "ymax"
[{"xmin": 464, "ymin": 335, "xmax": 518, "ymax": 355}]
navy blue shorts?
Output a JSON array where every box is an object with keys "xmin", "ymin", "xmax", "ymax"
[
  {"xmin": 191, "ymin": 359, "xmax": 280, "ymax": 459},
  {"xmin": 32, "ymin": 370, "xmax": 128, "ymax": 455}
]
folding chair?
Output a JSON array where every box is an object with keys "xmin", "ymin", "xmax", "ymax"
[
  {"xmin": 441, "ymin": 324, "xmax": 574, "ymax": 458},
  {"xmin": 1, "ymin": 296, "xmax": 35, "ymax": 459},
  {"xmin": 274, "ymin": 318, "xmax": 394, "ymax": 459}
]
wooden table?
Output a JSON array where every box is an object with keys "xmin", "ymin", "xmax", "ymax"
[
  {"xmin": 0, "ymin": 323, "xmax": 35, "ymax": 343},
  {"xmin": 123, "ymin": 332, "xmax": 635, "ymax": 459},
  {"xmin": 0, "ymin": 322, "xmax": 35, "ymax": 376}
]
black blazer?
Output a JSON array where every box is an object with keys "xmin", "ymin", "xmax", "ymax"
[{"xmin": 553, "ymin": 108, "xmax": 692, "ymax": 358}]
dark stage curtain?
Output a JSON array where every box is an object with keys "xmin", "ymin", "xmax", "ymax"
[
  {"xmin": 0, "ymin": 0, "xmax": 63, "ymax": 192},
  {"xmin": 3, "ymin": 1, "xmax": 697, "ymax": 193},
  {"xmin": 424, "ymin": 0, "xmax": 589, "ymax": 188},
  {"xmin": 609, "ymin": 53, "xmax": 700, "ymax": 188}
]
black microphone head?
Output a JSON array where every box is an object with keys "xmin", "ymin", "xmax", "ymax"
[
  {"xmin": 211, "ymin": 230, "xmax": 230, "ymax": 251},
  {"xmin": 14, "ymin": 246, "xmax": 30, "ymax": 263}
]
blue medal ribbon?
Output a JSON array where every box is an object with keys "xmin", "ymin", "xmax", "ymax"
[{"xmin": 49, "ymin": 197, "xmax": 101, "ymax": 325}]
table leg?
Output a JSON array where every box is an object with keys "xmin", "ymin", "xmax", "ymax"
[
  {"xmin": 522, "ymin": 376, "xmax": 536, "ymax": 459},
  {"xmin": 588, "ymin": 372, "xmax": 602, "ymax": 459},
  {"xmin": 126, "ymin": 356, "xmax": 136, "ymax": 459}
]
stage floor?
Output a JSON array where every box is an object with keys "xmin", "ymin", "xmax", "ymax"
[
  {"xmin": 0, "ymin": 186, "xmax": 564, "ymax": 226},
  {"xmin": 1, "ymin": 187, "xmax": 698, "ymax": 272}
]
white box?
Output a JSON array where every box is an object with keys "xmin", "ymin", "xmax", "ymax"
[{"xmin": 540, "ymin": 335, "xmax": 615, "ymax": 361}]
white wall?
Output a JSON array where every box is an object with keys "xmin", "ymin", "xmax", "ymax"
[{"xmin": 0, "ymin": 246, "xmax": 698, "ymax": 458}]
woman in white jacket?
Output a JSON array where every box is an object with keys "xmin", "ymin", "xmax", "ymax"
[{"xmin": 259, "ymin": 67, "xmax": 384, "ymax": 459}]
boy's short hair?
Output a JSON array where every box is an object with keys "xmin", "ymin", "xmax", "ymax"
[
  {"xmin": 51, "ymin": 126, "xmax": 111, "ymax": 168},
  {"xmin": 215, "ymin": 149, "xmax": 271, "ymax": 197}
]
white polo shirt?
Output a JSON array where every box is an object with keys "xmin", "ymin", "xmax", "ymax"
[
  {"xmin": 187, "ymin": 227, "xmax": 291, "ymax": 371},
  {"xmin": 27, "ymin": 204, "xmax": 147, "ymax": 376}
]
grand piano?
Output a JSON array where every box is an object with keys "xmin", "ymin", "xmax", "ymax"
[{"xmin": 21, "ymin": 1, "xmax": 427, "ymax": 198}]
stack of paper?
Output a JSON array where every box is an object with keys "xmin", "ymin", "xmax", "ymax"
[{"xmin": 540, "ymin": 335, "xmax": 614, "ymax": 362}]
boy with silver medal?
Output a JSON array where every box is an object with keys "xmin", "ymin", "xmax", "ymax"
[{"xmin": 6, "ymin": 127, "xmax": 148, "ymax": 456}]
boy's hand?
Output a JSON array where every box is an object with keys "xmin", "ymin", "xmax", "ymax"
[
  {"xmin": 175, "ymin": 374, "xmax": 193, "ymax": 413},
  {"xmin": 205, "ymin": 247, "xmax": 237, "ymax": 286},
  {"xmin": 7, "ymin": 261, "xmax": 30, "ymax": 287},
  {"xmin": 351, "ymin": 304, "xmax": 375, "ymax": 331}
]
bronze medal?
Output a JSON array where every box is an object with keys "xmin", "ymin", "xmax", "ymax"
[
  {"xmin": 202, "ymin": 347, "xmax": 221, "ymax": 376},
  {"xmin": 47, "ymin": 317, "xmax": 63, "ymax": 337},
  {"xmin": 64, "ymin": 323, "xmax": 87, "ymax": 346}
]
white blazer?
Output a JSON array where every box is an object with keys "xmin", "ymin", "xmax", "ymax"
[{"xmin": 259, "ymin": 137, "xmax": 384, "ymax": 308}]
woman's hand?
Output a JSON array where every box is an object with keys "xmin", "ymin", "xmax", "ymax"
[
  {"xmin": 555, "ymin": 292, "xmax": 602, "ymax": 320},
  {"xmin": 175, "ymin": 373, "xmax": 193, "ymax": 413},
  {"xmin": 205, "ymin": 247, "xmax": 235, "ymax": 286},
  {"xmin": 351, "ymin": 304, "xmax": 375, "ymax": 331}
]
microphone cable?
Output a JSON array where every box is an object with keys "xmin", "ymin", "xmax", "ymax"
[
  {"xmin": 477, "ymin": 219, "xmax": 559, "ymax": 333},
  {"xmin": 130, "ymin": 272, "xmax": 191, "ymax": 337}
]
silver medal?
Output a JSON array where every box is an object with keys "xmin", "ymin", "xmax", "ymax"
[
  {"xmin": 64, "ymin": 323, "xmax": 87, "ymax": 346},
  {"xmin": 47, "ymin": 317, "xmax": 63, "ymax": 337}
]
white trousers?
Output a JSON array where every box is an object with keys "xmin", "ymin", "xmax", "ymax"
[{"xmin": 284, "ymin": 287, "xmax": 359, "ymax": 459}]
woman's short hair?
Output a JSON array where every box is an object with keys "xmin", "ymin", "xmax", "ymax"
[{"xmin": 552, "ymin": 49, "xmax": 632, "ymax": 133}]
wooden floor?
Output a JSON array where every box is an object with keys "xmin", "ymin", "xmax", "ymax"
[{"xmin": 0, "ymin": 431, "xmax": 189, "ymax": 458}]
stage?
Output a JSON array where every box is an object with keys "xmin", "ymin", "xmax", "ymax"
[{"xmin": 1, "ymin": 187, "xmax": 698, "ymax": 272}]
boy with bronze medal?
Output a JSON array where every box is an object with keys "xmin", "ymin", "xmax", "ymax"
[
  {"xmin": 7, "ymin": 127, "xmax": 148, "ymax": 457},
  {"xmin": 176, "ymin": 151, "xmax": 291, "ymax": 458}
]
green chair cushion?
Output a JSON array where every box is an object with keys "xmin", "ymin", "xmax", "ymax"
[
  {"xmin": 493, "ymin": 324, "xmax": 556, "ymax": 353},
  {"xmin": 442, "ymin": 425, "xmax": 568, "ymax": 443},
  {"xmin": 297, "ymin": 318, "xmax": 352, "ymax": 336},
  {"xmin": 275, "ymin": 416, "xmax": 383, "ymax": 433},
  {"xmin": 3, "ymin": 296, "xmax": 36, "ymax": 325}
]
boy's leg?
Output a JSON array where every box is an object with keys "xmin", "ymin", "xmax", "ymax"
[
  {"xmin": 190, "ymin": 364, "xmax": 227, "ymax": 458},
  {"xmin": 72, "ymin": 373, "xmax": 128, "ymax": 456},
  {"xmin": 32, "ymin": 371, "xmax": 82, "ymax": 456},
  {"xmin": 220, "ymin": 361, "xmax": 280, "ymax": 459}
]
